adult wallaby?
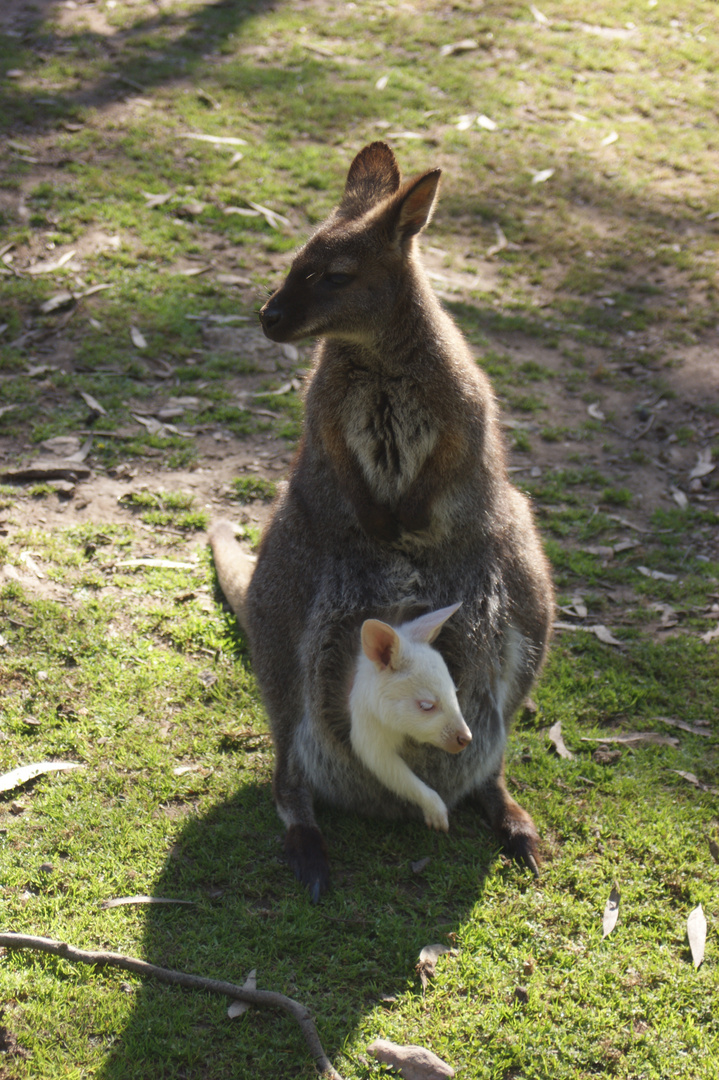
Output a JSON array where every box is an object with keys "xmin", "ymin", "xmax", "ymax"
[{"xmin": 209, "ymin": 142, "xmax": 554, "ymax": 901}]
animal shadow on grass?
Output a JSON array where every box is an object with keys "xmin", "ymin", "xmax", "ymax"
[{"xmin": 99, "ymin": 781, "xmax": 500, "ymax": 1079}]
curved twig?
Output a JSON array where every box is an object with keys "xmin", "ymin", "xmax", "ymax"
[{"xmin": 0, "ymin": 932, "xmax": 343, "ymax": 1080}]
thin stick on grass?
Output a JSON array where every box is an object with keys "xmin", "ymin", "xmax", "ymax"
[{"xmin": 0, "ymin": 932, "xmax": 343, "ymax": 1080}]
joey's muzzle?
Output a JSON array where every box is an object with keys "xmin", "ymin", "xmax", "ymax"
[{"xmin": 443, "ymin": 717, "xmax": 472, "ymax": 755}]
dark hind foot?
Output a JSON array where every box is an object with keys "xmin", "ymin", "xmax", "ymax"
[
  {"xmin": 473, "ymin": 772, "xmax": 541, "ymax": 877},
  {"xmin": 284, "ymin": 824, "xmax": 331, "ymax": 903},
  {"xmin": 494, "ymin": 804, "xmax": 541, "ymax": 878}
]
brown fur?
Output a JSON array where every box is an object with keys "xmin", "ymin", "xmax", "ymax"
[{"xmin": 209, "ymin": 143, "xmax": 554, "ymax": 901}]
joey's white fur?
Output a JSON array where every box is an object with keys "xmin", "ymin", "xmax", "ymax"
[{"xmin": 348, "ymin": 603, "xmax": 471, "ymax": 831}]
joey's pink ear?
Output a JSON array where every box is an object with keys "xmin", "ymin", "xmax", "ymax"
[
  {"xmin": 339, "ymin": 142, "xmax": 401, "ymax": 219},
  {"xmin": 403, "ymin": 602, "xmax": 462, "ymax": 645},
  {"xmin": 387, "ymin": 169, "xmax": 441, "ymax": 247},
  {"xmin": 361, "ymin": 619, "xmax": 401, "ymax": 670}
]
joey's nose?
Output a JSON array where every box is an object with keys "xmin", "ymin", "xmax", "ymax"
[{"xmin": 456, "ymin": 732, "xmax": 472, "ymax": 749}]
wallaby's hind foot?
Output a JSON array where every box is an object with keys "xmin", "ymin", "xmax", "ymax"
[
  {"xmin": 474, "ymin": 773, "xmax": 541, "ymax": 878},
  {"xmin": 284, "ymin": 824, "xmax": 331, "ymax": 904}
]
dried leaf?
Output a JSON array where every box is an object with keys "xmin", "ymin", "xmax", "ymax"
[
  {"xmin": 0, "ymin": 761, "xmax": 84, "ymax": 794},
  {"xmin": 553, "ymin": 622, "xmax": 623, "ymax": 646},
  {"xmin": 476, "ymin": 114, "xmax": 497, "ymax": 131},
  {"xmin": 228, "ymin": 968, "xmax": 257, "ymax": 1018},
  {"xmin": 637, "ymin": 565, "xmax": 678, "ymax": 583},
  {"xmin": 687, "ymin": 905, "xmax": 706, "ymax": 969},
  {"xmin": 179, "ymin": 133, "xmax": 247, "ymax": 146},
  {"xmin": 689, "ymin": 449, "xmax": 715, "ymax": 480},
  {"xmin": 99, "ymin": 895, "xmax": 194, "ymax": 909},
  {"xmin": 142, "ymin": 191, "xmax": 173, "ymax": 209},
  {"xmin": 40, "ymin": 290, "xmax": 75, "ymax": 314},
  {"xmin": 223, "ymin": 206, "xmax": 261, "ymax": 217},
  {"xmin": 700, "ymin": 622, "xmax": 719, "ymax": 645},
  {"xmin": 247, "ymin": 200, "xmax": 291, "ymax": 230},
  {"xmin": 486, "ymin": 223, "xmax": 508, "ymax": 257},
  {"xmin": 115, "ymin": 558, "xmax": 197, "ymax": 570},
  {"xmin": 601, "ymin": 131, "xmax": 619, "ymax": 146},
  {"xmin": 19, "ymin": 552, "xmax": 44, "ymax": 578},
  {"xmin": 531, "ymin": 168, "xmax": 554, "ymax": 184},
  {"xmin": 530, "ymin": 5, "xmax": 549, "ymax": 24},
  {"xmin": 80, "ymin": 390, "xmax": 107, "ymax": 416},
  {"xmin": 548, "ymin": 721, "xmax": 575, "ymax": 760},
  {"xmin": 709, "ymin": 838, "xmax": 719, "ymax": 864},
  {"xmin": 602, "ymin": 886, "xmax": 620, "ymax": 938},
  {"xmin": 416, "ymin": 943, "xmax": 451, "ymax": 992},
  {"xmin": 368, "ymin": 1039, "xmax": 455, "ymax": 1079},
  {"xmin": 455, "ymin": 114, "xmax": 474, "ymax": 131},
  {"xmin": 581, "ymin": 732, "xmax": 679, "ymax": 747},
  {"xmin": 130, "ymin": 326, "xmax": 147, "ymax": 349},
  {"xmin": 587, "ymin": 402, "xmax": 605, "ymax": 421},
  {"xmin": 655, "ymin": 717, "xmax": 712, "ymax": 738},
  {"xmin": 386, "ymin": 131, "xmax": 425, "ymax": 140},
  {"xmin": 672, "ymin": 770, "xmax": 719, "ymax": 795},
  {"xmin": 375, "ymin": 75, "xmax": 389, "ymax": 90},
  {"xmin": 27, "ymin": 250, "xmax": 77, "ymax": 275},
  {"xmin": 670, "ymin": 485, "xmax": 689, "ymax": 510},
  {"xmin": 411, "ymin": 856, "xmax": 431, "ymax": 874},
  {"xmin": 439, "ymin": 38, "xmax": 478, "ymax": 57}
]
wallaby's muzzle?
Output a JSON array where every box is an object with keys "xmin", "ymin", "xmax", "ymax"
[{"xmin": 258, "ymin": 297, "xmax": 284, "ymax": 338}]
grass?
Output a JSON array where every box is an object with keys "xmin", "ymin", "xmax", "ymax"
[{"xmin": 1, "ymin": 2, "xmax": 719, "ymax": 1078}]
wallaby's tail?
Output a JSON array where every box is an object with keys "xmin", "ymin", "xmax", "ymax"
[{"xmin": 208, "ymin": 520, "xmax": 256, "ymax": 627}]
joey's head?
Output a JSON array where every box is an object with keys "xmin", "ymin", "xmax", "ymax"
[
  {"xmin": 353, "ymin": 603, "xmax": 472, "ymax": 754},
  {"xmin": 259, "ymin": 142, "xmax": 441, "ymax": 345}
]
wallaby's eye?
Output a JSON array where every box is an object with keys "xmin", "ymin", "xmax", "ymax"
[
  {"xmin": 324, "ymin": 272, "xmax": 353, "ymax": 287},
  {"xmin": 417, "ymin": 700, "xmax": 436, "ymax": 712}
]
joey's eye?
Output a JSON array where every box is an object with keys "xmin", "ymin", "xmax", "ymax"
[
  {"xmin": 417, "ymin": 700, "xmax": 436, "ymax": 712},
  {"xmin": 324, "ymin": 272, "xmax": 353, "ymax": 286}
]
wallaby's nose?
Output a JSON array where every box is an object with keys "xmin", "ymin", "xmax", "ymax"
[{"xmin": 259, "ymin": 301, "xmax": 282, "ymax": 332}]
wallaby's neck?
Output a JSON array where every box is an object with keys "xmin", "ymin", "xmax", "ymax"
[{"xmin": 321, "ymin": 258, "xmax": 454, "ymax": 374}]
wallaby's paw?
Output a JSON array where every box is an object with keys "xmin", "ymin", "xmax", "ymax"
[
  {"xmin": 423, "ymin": 794, "xmax": 449, "ymax": 833},
  {"xmin": 284, "ymin": 824, "xmax": 331, "ymax": 902}
]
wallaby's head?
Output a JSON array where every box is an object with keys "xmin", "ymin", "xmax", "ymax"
[
  {"xmin": 350, "ymin": 602, "xmax": 472, "ymax": 754},
  {"xmin": 259, "ymin": 142, "xmax": 441, "ymax": 345}
]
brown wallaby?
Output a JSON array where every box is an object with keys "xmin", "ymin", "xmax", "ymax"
[{"xmin": 209, "ymin": 142, "xmax": 554, "ymax": 901}]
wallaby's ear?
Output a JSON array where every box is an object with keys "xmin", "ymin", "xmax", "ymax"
[
  {"xmin": 361, "ymin": 619, "xmax": 401, "ymax": 671},
  {"xmin": 339, "ymin": 142, "xmax": 402, "ymax": 219},
  {"xmin": 403, "ymin": 602, "xmax": 461, "ymax": 645},
  {"xmin": 385, "ymin": 168, "xmax": 441, "ymax": 248}
]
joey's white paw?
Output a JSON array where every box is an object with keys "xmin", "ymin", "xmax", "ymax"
[{"xmin": 423, "ymin": 793, "xmax": 449, "ymax": 832}]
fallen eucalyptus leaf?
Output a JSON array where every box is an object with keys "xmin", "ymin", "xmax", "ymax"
[
  {"xmin": 672, "ymin": 770, "xmax": 719, "ymax": 795},
  {"xmin": 548, "ymin": 721, "xmax": 574, "ymax": 760},
  {"xmin": 0, "ymin": 761, "xmax": 84, "ymax": 794},
  {"xmin": 99, "ymin": 895, "xmax": 194, "ymax": 909},
  {"xmin": 375, "ymin": 74, "xmax": 389, "ymax": 90},
  {"xmin": 142, "ymin": 191, "xmax": 173, "ymax": 208},
  {"xmin": 368, "ymin": 1039, "xmax": 455, "ymax": 1079},
  {"xmin": 587, "ymin": 402, "xmax": 605, "ymax": 421},
  {"xmin": 439, "ymin": 38, "xmax": 478, "ymax": 57},
  {"xmin": 637, "ymin": 565, "xmax": 678, "ymax": 582},
  {"xmin": 455, "ymin": 114, "xmax": 474, "ymax": 131},
  {"xmin": 531, "ymin": 168, "xmax": 554, "ymax": 184},
  {"xmin": 709, "ymin": 838, "xmax": 719, "ymax": 864},
  {"xmin": 655, "ymin": 717, "xmax": 711, "ymax": 737},
  {"xmin": 179, "ymin": 132, "xmax": 247, "ymax": 146},
  {"xmin": 130, "ymin": 326, "xmax": 147, "ymax": 349},
  {"xmin": 80, "ymin": 391, "xmax": 107, "ymax": 416},
  {"xmin": 687, "ymin": 904, "xmax": 706, "ymax": 969},
  {"xmin": 530, "ymin": 4, "xmax": 549, "ymax": 23},
  {"xmin": 581, "ymin": 732, "xmax": 678, "ymax": 747},
  {"xmin": 40, "ymin": 290, "xmax": 74, "ymax": 314},
  {"xmin": 670, "ymin": 485, "xmax": 689, "ymax": 510},
  {"xmin": 602, "ymin": 886, "xmax": 620, "ymax": 938},
  {"xmin": 228, "ymin": 968, "xmax": 257, "ymax": 1018},
  {"xmin": 476, "ymin": 114, "xmax": 497, "ymax": 131},
  {"xmin": 700, "ymin": 622, "xmax": 719, "ymax": 644},
  {"xmin": 689, "ymin": 449, "xmax": 715, "ymax": 480},
  {"xmin": 416, "ymin": 943, "xmax": 451, "ymax": 992},
  {"xmin": 601, "ymin": 131, "xmax": 619, "ymax": 146}
]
